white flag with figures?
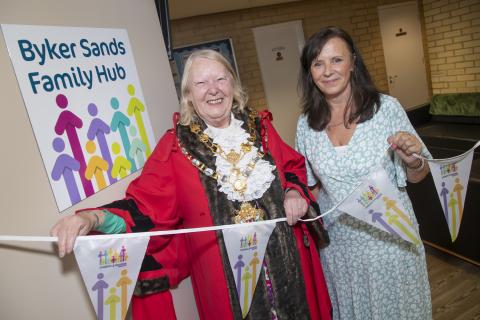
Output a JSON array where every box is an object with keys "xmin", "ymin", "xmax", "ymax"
[
  {"xmin": 74, "ymin": 236, "xmax": 150, "ymax": 320},
  {"xmin": 427, "ymin": 141, "xmax": 480, "ymax": 242},
  {"xmin": 338, "ymin": 166, "xmax": 420, "ymax": 245},
  {"xmin": 223, "ymin": 223, "xmax": 275, "ymax": 319}
]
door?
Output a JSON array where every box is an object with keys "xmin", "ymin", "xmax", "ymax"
[
  {"xmin": 378, "ymin": 1, "xmax": 430, "ymax": 109},
  {"xmin": 252, "ymin": 20, "xmax": 305, "ymax": 147}
]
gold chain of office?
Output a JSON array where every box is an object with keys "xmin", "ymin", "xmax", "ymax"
[{"xmin": 178, "ymin": 110, "xmax": 266, "ymax": 223}]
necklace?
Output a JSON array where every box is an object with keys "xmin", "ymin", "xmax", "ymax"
[
  {"xmin": 188, "ymin": 111, "xmax": 262, "ymax": 196},
  {"xmin": 178, "ymin": 140, "xmax": 264, "ymax": 194},
  {"xmin": 178, "ymin": 110, "xmax": 266, "ymax": 223},
  {"xmin": 190, "ymin": 122, "xmax": 252, "ymax": 167}
]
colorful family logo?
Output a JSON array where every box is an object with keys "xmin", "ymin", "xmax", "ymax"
[
  {"xmin": 234, "ymin": 251, "xmax": 261, "ymax": 317},
  {"xmin": 367, "ymin": 195, "xmax": 419, "ymax": 245},
  {"xmin": 99, "ymin": 245, "xmax": 128, "ymax": 269},
  {"xmin": 440, "ymin": 162, "xmax": 458, "ymax": 178},
  {"xmin": 240, "ymin": 232, "xmax": 258, "ymax": 251},
  {"xmin": 51, "ymin": 84, "xmax": 151, "ymax": 209},
  {"xmin": 356, "ymin": 185, "xmax": 381, "ymax": 208},
  {"xmin": 440, "ymin": 177, "xmax": 464, "ymax": 240},
  {"xmin": 92, "ymin": 269, "xmax": 132, "ymax": 320}
]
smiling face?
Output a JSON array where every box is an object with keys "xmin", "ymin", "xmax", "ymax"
[
  {"xmin": 310, "ymin": 37, "xmax": 354, "ymax": 102},
  {"xmin": 187, "ymin": 57, "xmax": 234, "ymax": 128}
]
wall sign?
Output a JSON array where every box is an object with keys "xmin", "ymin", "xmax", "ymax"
[{"xmin": 1, "ymin": 24, "xmax": 156, "ymax": 211}]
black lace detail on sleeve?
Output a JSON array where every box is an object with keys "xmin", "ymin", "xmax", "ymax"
[
  {"xmin": 134, "ymin": 275, "xmax": 170, "ymax": 297},
  {"xmin": 100, "ymin": 199, "xmax": 155, "ymax": 232}
]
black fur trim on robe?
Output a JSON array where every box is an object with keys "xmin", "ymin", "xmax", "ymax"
[
  {"xmin": 133, "ymin": 275, "xmax": 170, "ymax": 297},
  {"xmin": 177, "ymin": 107, "xmax": 311, "ymax": 320},
  {"xmin": 100, "ymin": 199, "xmax": 155, "ymax": 233}
]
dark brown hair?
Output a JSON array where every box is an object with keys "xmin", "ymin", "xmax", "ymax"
[{"xmin": 299, "ymin": 26, "xmax": 380, "ymax": 131}]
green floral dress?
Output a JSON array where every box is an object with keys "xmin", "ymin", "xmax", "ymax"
[{"xmin": 296, "ymin": 94, "xmax": 432, "ymax": 320}]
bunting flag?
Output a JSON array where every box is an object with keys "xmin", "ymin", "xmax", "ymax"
[
  {"xmin": 426, "ymin": 141, "xmax": 480, "ymax": 242},
  {"xmin": 338, "ymin": 166, "xmax": 420, "ymax": 245},
  {"xmin": 223, "ymin": 223, "xmax": 276, "ymax": 318},
  {"xmin": 74, "ymin": 236, "xmax": 149, "ymax": 320}
]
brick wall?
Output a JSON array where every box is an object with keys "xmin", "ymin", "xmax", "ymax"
[
  {"xmin": 170, "ymin": 0, "xmax": 479, "ymax": 109},
  {"xmin": 423, "ymin": 0, "xmax": 480, "ymax": 94}
]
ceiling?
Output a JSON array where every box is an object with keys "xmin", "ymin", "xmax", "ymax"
[{"xmin": 168, "ymin": 0, "xmax": 301, "ymax": 20}]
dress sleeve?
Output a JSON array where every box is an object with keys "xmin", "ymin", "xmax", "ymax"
[
  {"xmin": 295, "ymin": 115, "xmax": 317, "ymax": 187},
  {"xmin": 99, "ymin": 131, "xmax": 189, "ymax": 294},
  {"xmin": 96, "ymin": 131, "xmax": 181, "ymax": 254},
  {"xmin": 387, "ymin": 97, "xmax": 432, "ymax": 187},
  {"xmin": 75, "ymin": 130, "xmax": 188, "ymax": 308}
]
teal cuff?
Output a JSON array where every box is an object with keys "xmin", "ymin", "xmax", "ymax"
[{"xmin": 96, "ymin": 210, "xmax": 126, "ymax": 234}]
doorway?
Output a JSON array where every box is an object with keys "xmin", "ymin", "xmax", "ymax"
[
  {"xmin": 252, "ymin": 20, "xmax": 305, "ymax": 146},
  {"xmin": 378, "ymin": 1, "xmax": 430, "ymax": 109}
]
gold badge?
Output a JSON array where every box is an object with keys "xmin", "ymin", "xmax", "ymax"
[{"xmin": 234, "ymin": 202, "xmax": 265, "ymax": 224}]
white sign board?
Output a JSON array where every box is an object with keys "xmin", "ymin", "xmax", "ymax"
[{"xmin": 1, "ymin": 24, "xmax": 156, "ymax": 211}]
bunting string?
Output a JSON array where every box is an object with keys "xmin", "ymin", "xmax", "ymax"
[
  {"xmin": 0, "ymin": 198, "xmax": 349, "ymax": 243},
  {"xmin": 1, "ymin": 140, "xmax": 478, "ymax": 244},
  {"xmin": 413, "ymin": 141, "xmax": 480, "ymax": 163}
]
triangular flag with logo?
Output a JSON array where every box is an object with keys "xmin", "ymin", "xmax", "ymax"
[
  {"xmin": 223, "ymin": 223, "xmax": 275, "ymax": 319},
  {"xmin": 338, "ymin": 166, "xmax": 420, "ymax": 245},
  {"xmin": 428, "ymin": 141, "xmax": 479, "ymax": 242},
  {"xmin": 74, "ymin": 236, "xmax": 150, "ymax": 320}
]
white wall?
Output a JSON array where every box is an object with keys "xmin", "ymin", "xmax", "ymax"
[
  {"xmin": 252, "ymin": 21, "xmax": 305, "ymax": 147},
  {"xmin": 0, "ymin": 1, "xmax": 197, "ymax": 319}
]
